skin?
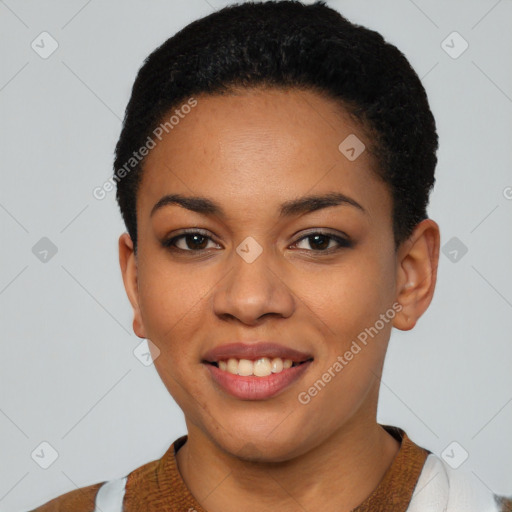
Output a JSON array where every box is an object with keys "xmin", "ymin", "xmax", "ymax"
[{"xmin": 119, "ymin": 86, "xmax": 440, "ymax": 512}]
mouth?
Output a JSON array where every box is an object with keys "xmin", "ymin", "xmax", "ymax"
[
  {"xmin": 203, "ymin": 356, "xmax": 314, "ymax": 376},
  {"xmin": 201, "ymin": 342, "xmax": 314, "ymax": 400}
]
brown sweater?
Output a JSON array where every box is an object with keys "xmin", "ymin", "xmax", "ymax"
[{"xmin": 24, "ymin": 427, "xmax": 465, "ymax": 511}]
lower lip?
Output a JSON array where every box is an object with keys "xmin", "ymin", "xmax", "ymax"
[{"xmin": 204, "ymin": 360, "xmax": 313, "ymax": 400}]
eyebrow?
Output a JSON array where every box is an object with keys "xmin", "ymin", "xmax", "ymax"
[{"xmin": 150, "ymin": 192, "xmax": 366, "ymax": 219}]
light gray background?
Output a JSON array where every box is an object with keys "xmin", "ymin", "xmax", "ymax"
[{"xmin": 1, "ymin": 0, "xmax": 511, "ymax": 510}]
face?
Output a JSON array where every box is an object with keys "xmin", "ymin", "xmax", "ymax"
[{"xmin": 119, "ymin": 87, "xmax": 433, "ymax": 461}]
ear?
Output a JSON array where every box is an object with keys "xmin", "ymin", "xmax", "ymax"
[
  {"xmin": 393, "ymin": 219, "xmax": 440, "ymax": 331},
  {"xmin": 119, "ymin": 233, "xmax": 147, "ymax": 339}
]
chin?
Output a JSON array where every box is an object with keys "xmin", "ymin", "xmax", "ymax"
[{"xmin": 211, "ymin": 424, "xmax": 313, "ymax": 463}]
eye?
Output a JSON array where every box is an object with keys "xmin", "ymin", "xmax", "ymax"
[
  {"xmin": 162, "ymin": 229, "xmax": 353, "ymax": 254},
  {"xmin": 291, "ymin": 231, "xmax": 352, "ymax": 252},
  {"xmin": 162, "ymin": 229, "xmax": 221, "ymax": 252}
]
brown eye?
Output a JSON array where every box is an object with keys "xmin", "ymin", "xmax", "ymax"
[
  {"xmin": 176, "ymin": 234, "xmax": 210, "ymax": 250},
  {"xmin": 293, "ymin": 231, "xmax": 352, "ymax": 252},
  {"xmin": 162, "ymin": 230, "xmax": 220, "ymax": 252}
]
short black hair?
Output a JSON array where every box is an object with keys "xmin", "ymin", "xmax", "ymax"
[{"xmin": 114, "ymin": 0, "xmax": 438, "ymax": 253}]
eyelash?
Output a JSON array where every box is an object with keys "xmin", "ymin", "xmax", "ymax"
[{"xmin": 161, "ymin": 228, "xmax": 353, "ymax": 254}]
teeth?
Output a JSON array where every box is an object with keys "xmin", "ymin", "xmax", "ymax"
[
  {"xmin": 226, "ymin": 358, "xmax": 238, "ymax": 374},
  {"xmin": 238, "ymin": 359, "xmax": 254, "ymax": 376},
  {"xmin": 254, "ymin": 357, "xmax": 271, "ymax": 377},
  {"xmin": 221, "ymin": 357, "xmax": 297, "ymax": 376},
  {"xmin": 270, "ymin": 358, "xmax": 283, "ymax": 373}
]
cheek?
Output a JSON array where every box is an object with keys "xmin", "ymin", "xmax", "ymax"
[
  {"xmin": 294, "ymin": 249, "xmax": 396, "ymax": 409},
  {"xmin": 138, "ymin": 262, "xmax": 208, "ymax": 411},
  {"xmin": 136, "ymin": 258, "xmax": 208, "ymax": 359},
  {"xmin": 301, "ymin": 253, "xmax": 396, "ymax": 347}
]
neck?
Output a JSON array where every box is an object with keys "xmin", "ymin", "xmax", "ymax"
[{"xmin": 175, "ymin": 416, "xmax": 400, "ymax": 512}]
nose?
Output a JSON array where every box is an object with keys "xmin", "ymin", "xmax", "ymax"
[{"xmin": 212, "ymin": 239, "xmax": 296, "ymax": 326}]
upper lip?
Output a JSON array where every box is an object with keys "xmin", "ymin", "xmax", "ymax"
[{"xmin": 202, "ymin": 342, "xmax": 314, "ymax": 363}]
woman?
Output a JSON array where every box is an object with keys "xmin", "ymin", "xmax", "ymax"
[{"xmin": 32, "ymin": 1, "xmax": 512, "ymax": 510}]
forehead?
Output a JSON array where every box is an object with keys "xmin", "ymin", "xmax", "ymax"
[{"xmin": 137, "ymin": 87, "xmax": 389, "ymax": 224}]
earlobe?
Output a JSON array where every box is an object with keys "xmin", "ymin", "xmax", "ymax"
[
  {"xmin": 392, "ymin": 219, "xmax": 440, "ymax": 331},
  {"xmin": 118, "ymin": 233, "xmax": 147, "ymax": 339}
]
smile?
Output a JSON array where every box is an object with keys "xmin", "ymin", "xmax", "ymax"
[{"xmin": 204, "ymin": 357, "xmax": 314, "ymax": 400}]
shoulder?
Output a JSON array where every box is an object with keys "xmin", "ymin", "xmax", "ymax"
[
  {"xmin": 28, "ymin": 438, "xmax": 184, "ymax": 512},
  {"xmin": 29, "ymin": 475, "xmax": 134, "ymax": 512},
  {"xmin": 28, "ymin": 481, "xmax": 106, "ymax": 512},
  {"xmin": 28, "ymin": 446, "xmax": 172, "ymax": 511},
  {"xmin": 408, "ymin": 452, "xmax": 512, "ymax": 512}
]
